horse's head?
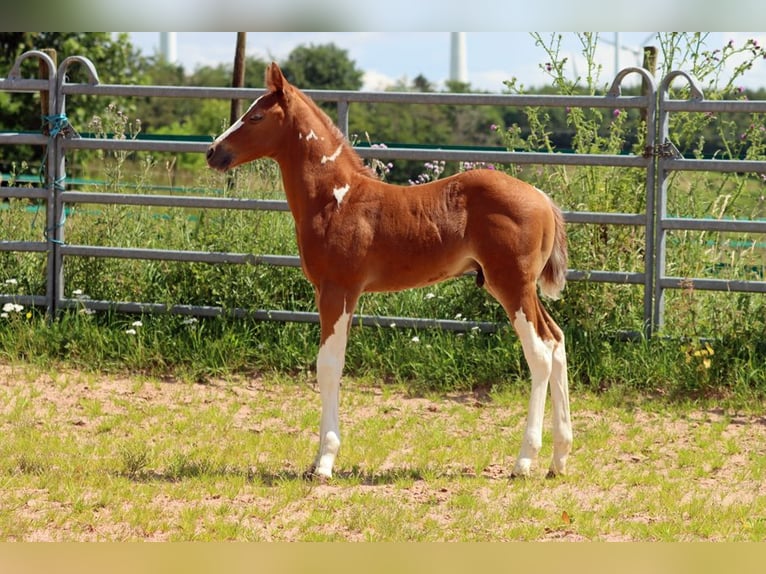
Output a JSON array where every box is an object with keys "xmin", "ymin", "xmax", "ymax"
[{"xmin": 206, "ymin": 62, "xmax": 291, "ymax": 171}]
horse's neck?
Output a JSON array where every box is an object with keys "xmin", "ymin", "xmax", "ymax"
[{"xmin": 278, "ymin": 109, "xmax": 360, "ymax": 215}]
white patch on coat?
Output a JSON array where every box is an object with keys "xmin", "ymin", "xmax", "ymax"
[
  {"xmin": 306, "ymin": 129, "xmax": 318, "ymax": 141},
  {"xmin": 511, "ymin": 308, "xmax": 555, "ymax": 477},
  {"xmin": 321, "ymin": 144, "xmax": 343, "ymax": 164},
  {"xmin": 333, "ymin": 184, "xmax": 351, "ymax": 206}
]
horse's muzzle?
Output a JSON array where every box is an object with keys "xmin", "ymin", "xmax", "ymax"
[{"xmin": 206, "ymin": 143, "xmax": 233, "ymax": 172}]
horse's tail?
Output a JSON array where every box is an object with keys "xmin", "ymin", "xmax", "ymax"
[{"xmin": 538, "ymin": 197, "xmax": 568, "ymax": 300}]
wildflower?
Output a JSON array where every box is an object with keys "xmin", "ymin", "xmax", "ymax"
[
  {"xmin": 4, "ymin": 278, "xmax": 18, "ymax": 285},
  {"xmin": 0, "ymin": 313, "xmax": 6, "ymax": 319},
  {"xmin": 131, "ymin": 320, "xmax": 143, "ymax": 328},
  {"xmin": 613, "ymin": 109, "xmax": 622, "ymax": 118},
  {"xmin": 490, "ymin": 124, "xmax": 498, "ymax": 132},
  {"xmin": 182, "ymin": 317, "xmax": 199, "ymax": 325},
  {"xmin": 425, "ymin": 292, "xmax": 436, "ymax": 300},
  {"xmin": 125, "ymin": 328, "xmax": 137, "ymax": 335},
  {"xmin": 411, "ymin": 336, "xmax": 420, "ymax": 343},
  {"xmin": 79, "ymin": 307, "xmax": 96, "ymax": 316},
  {"xmin": 73, "ymin": 289, "xmax": 83, "ymax": 296},
  {"xmin": 2, "ymin": 302, "xmax": 23, "ymax": 313}
]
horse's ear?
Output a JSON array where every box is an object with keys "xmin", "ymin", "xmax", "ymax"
[{"xmin": 265, "ymin": 62, "xmax": 288, "ymax": 94}]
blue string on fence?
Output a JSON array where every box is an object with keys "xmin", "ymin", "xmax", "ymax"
[{"xmin": 37, "ymin": 114, "xmax": 75, "ymax": 245}]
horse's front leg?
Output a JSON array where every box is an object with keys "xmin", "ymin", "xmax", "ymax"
[{"xmin": 310, "ymin": 283, "xmax": 359, "ymax": 479}]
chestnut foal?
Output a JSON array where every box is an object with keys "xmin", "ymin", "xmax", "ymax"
[{"xmin": 207, "ymin": 63, "xmax": 572, "ymax": 479}]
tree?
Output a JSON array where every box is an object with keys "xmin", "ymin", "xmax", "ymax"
[
  {"xmin": 280, "ymin": 43, "xmax": 363, "ymax": 91},
  {"xmin": 1, "ymin": 33, "xmax": 148, "ymax": 167}
]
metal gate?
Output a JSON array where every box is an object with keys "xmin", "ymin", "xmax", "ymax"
[{"xmin": 2, "ymin": 51, "xmax": 765, "ymax": 336}]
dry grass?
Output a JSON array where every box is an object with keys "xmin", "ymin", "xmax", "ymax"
[{"xmin": 1, "ymin": 362, "xmax": 765, "ymax": 541}]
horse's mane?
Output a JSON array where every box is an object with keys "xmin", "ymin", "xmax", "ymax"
[{"xmin": 293, "ymin": 87, "xmax": 377, "ymax": 179}]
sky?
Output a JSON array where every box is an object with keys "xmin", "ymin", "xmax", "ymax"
[{"xmin": 126, "ymin": 32, "xmax": 766, "ymax": 93}]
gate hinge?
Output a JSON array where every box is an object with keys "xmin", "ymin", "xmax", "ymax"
[{"xmin": 643, "ymin": 141, "xmax": 682, "ymax": 159}]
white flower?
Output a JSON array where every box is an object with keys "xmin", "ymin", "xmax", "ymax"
[
  {"xmin": 425, "ymin": 292, "xmax": 436, "ymax": 300},
  {"xmin": 182, "ymin": 317, "xmax": 198, "ymax": 325},
  {"xmin": 125, "ymin": 328, "xmax": 137, "ymax": 335},
  {"xmin": 72, "ymin": 289, "xmax": 83, "ymax": 296},
  {"xmin": 131, "ymin": 320, "xmax": 143, "ymax": 328},
  {"xmin": 411, "ymin": 336, "xmax": 420, "ymax": 343},
  {"xmin": 79, "ymin": 307, "xmax": 96, "ymax": 315},
  {"xmin": 454, "ymin": 313, "xmax": 463, "ymax": 320},
  {"xmin": 2, "ymin": 303, "xmax": 23, "ymax": 313},
  {"xmin": 4, "ymin": 279, "xmax": 18, "ymax": 285},
  {"xmin": 1, "ymin": 313, "xmax": 7, "ymax": 319}
]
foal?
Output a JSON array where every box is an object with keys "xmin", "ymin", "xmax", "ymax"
[{"xmin": 207, "ymin": 63, "xmax": 572, "ymax": 479}]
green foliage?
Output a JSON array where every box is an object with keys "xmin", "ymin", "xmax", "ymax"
[
  {"xmin": 280, "ymin": 43, "xmax": 363, "ymax": 90},
  {"xmin": 0, "ymin": 32, "xmax": 149, "ymax": 168}
]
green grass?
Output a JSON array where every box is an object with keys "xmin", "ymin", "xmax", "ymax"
[{"xmin": 1, "ymin": 365, "xmax": 765, "ymax": 541}]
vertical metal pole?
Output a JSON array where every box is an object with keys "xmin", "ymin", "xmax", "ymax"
[
  {"xmin": 642, "ymin": 76, "xmax": 657, "ymax": 338},
  {"xmin": 641, "ymin": 47, "xmax": 657, "ymax": 338},
  {"xmin": 336, "ymin": 99, "xmax": 349, "ymax": 138},
  {"xmin": 653, "ymin": 77, "xmax": 674, "ymax": 333},
  {"xmin": 40, "ymin": 50, "xmax": 58, "ymax": 317},
  {"xmin": 52, "ymin": 64, "xmax": 66, "ymax": 317}
]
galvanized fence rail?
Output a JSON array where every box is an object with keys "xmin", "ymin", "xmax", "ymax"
[
  {"xmin": 1, "ymin": 51, "xmax": 764, "ymax": 336},
  {"xmin": 653, "ymin": 71, "xmax": 766, "ymax": 328}
]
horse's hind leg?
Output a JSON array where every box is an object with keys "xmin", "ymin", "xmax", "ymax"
[
  {"xmin": 547, "ymin": 316, "xmax": 572, "ymax": 476},
  {"xmin": 486, "ymin": 276, "xmax": 572, "ymax": 477}
]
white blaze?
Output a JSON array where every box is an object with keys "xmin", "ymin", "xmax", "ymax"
[{"xmin": 213, "ymin": 96, "xmax": 262, "ymax": 144}]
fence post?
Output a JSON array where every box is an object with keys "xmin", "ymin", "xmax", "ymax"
[
  {"xmin": 653, "ymin": 71, "xmax": 705, "ymax": 333},
  {"xmin": 52, "ymin": 56, "xmax": 100, "ymax": 316},
  {"xmin": 38, "ymin": 49, "xmax": 57, "ymax": 136},
  {"xmin": 226, "ymin": 32, "xmax": 247, "ymax": 192}
]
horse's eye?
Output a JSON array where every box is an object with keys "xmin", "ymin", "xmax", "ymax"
[{"xmin": 249, "ymin": 113, "xmax": 264, "ymax": 123}]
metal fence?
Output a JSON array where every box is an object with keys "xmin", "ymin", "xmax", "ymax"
[{"xmin": 1, "ymin": 51, "xmax": 765, "ymax": 336}]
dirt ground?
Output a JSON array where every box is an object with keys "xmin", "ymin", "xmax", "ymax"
[{"xmin": 2, "ymin": 364, "xmax": 766, "ymax": 541}]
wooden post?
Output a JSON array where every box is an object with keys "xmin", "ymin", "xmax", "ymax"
[
  {"xmin": 641, "ymin": 46, "xmax": 657, "ymax": 125},
  {"xmin": 230, "ymin": 32, "xmax": 247, "ymax": 126},
  {"xmin": 39, "ymin": 48, "xmax": 57, "ymax": 135},
  {"xmin": 227, "ymin": 33, "xmax": 247, "ymax": 192}
]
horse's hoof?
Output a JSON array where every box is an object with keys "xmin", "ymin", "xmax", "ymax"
[{"xmin": 303, "ymin": 466, "xmax": 331, "ymax": 483}]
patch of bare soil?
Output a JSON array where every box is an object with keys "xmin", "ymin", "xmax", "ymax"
[{"xmin": 2, "ymin": 363, "xmax": 765, "ymax": 541}]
